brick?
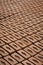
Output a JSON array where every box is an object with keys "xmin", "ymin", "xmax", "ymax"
[
  {"xmin": 18, "ymin": 50, "xmax": 30, "ymax": 59},
  {"xmin": 11, "ymin": 52, "xmax": 24, "ymax": 62},
  {"xmin": 4, "ymin": 56, "xmax": 17, "ymax": 65}
]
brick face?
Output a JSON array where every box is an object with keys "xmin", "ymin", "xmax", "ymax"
[{"xmin": 0, "ymin": 0, "xmax": 43, "ymax": 65}]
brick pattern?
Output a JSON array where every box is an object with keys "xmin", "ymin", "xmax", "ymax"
[{"xmin": 0, "ymin": 0, "xmax": 43, "ymax": 65}]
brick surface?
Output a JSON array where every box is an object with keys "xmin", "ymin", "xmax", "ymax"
[{"xmin": 0, "ymin": 0, "xmax": 43, "ymax": 65}]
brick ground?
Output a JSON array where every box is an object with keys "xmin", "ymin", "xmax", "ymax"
[{"xmin": 0, "ymin": 0, "xmax": 43, "ymax": 65}]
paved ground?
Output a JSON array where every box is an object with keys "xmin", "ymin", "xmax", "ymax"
[{"xmin": 0, "ymin": 0, "xmax": 43, "ymax": 65}]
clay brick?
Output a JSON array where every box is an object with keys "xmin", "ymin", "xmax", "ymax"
[
  {"xmin": 22, "ymin": 60, "xmax": 34, "ymax": 65},
  {"xmin": 9, "ymin": 42, "xmax": 21, "ymax": 50},
  {"xmin": 3, "ymin": 45, "xmax": 15, "ymax": 53},
  {"xmin": 11, "ymin": 52, "xmax": 24, "ymax": 62},
  {"xmin": 18, "ymin": 50, "xmax": 30, "ymax": 59},
  {"xmin": 4, "ymin": 56, "xmax": 17, "ymax": 65}
]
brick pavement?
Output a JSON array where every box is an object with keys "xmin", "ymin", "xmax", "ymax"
[{"xmin": 0, "ymin": 0, "xmax": 43, "ymax": 65}]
